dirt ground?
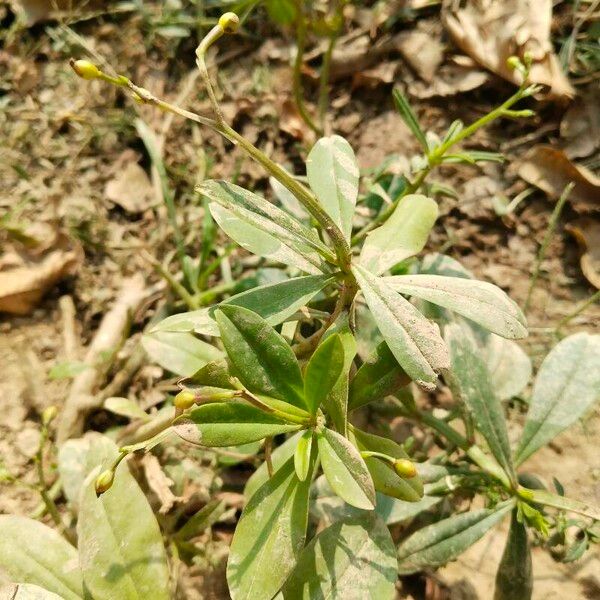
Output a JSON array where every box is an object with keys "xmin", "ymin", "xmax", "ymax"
[{"xmin": 1, "ymin": 1, "xmax": 599, "ymax": 599}]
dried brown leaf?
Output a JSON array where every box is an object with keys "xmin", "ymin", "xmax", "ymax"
[
  {"xmin": 518, "ymin": 145, "xmax": 600, "ymax": 212},
  {"xmin": 442, "ymin": 0, "xmax": 574, "ymax": 100},
  {"xmin": 142, "ymin": 454, "xmax": 179, "ymax": 515},
  {"xmin": 566, "ymin": 219, "xmax": 600, "ymax": 289},
  {"xmin": 105, "ymin": 162, "xmax": 154, "ymax": 213},
  {"xmin": 409, "ymin": 63, "xmax": 489, "ymax": 98},
  {"xmin": 560, "ymin": 91, "xmax": 600, "ymax": 159},
  {"xmin": 397, "ymin": 31, "xmax": 445, "ymax": 82}
]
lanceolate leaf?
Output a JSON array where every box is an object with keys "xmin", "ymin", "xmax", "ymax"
[
  {"xmin": 360, "ymin": 194, "xmax": 438, "ymax": 275},
  {"xmin": 141, "ymin": 330, "xmax": 222, "ymax": 377},
  {"xmin": 349, "ymin": 341, "xmax": 410, "ymax": 411},
  {"xmin": 173, "ymin": 402, "xmax": 301, "ymax": 447},
  {"xmin": 77, "ymin": 438, "xmax": 170, "ymax": 600},
  {"xmin": 227, "ymin": 457, "xmax": 314, "ymax": 600},
  {"xmin": 317, "ymin": 428, "xmax": 376, "ymax": 510},
  {"xmin": 215, "ymin": 305, "xmax": 305, "ymax": 409},
  {"xmin": 445, "ymin": 323, "xmax": 515, "ymax": 480},
  {"xmin": 392, "ymin": 88, "xmax": 429, "ymax": 151},
  {"xmin": 384, "ymin": 274, "xmax": 528, "ymax": 339},
  {"xmin": 397, "ymin": 500, "xmax": 514, "ymax": 574},
  {"xmin": 10, "ymin": 584, "xmax": 65, "ymax": 599},
  {"xmin": 282, "ymin": 514, "xmax": 397, "ymax": 599},
  {"xmin": 294, "ymin": 429, "xmax": 314, "ymax": 481},
  {"xmin": 494, "ymin": 510, "xmax": 533, "ymax": 600},
  {"xmin": 485, "ymin": 334, "xmax": 532, "ymax": 401},
  {"xmin": 152, "ymin": 275, "xmax": 334, "ymax": 337},
  {"xmin": 0, "ymin": 516, "xmax": 83, "ymax": 600},
  {"xmin": 201, "ymin": 180, "xmax": 330, "ymax": 273},
  {"xmin": 515, "ymin": 332, "xmax": 600, "ymax": 466},
  {"xmin": 306, "ymin": 135, "xmax": 359, "ymax": 241},
  {"xmin": 353, "ymin": 265, "xmax": 449, "ymax": 389},
  {"xmin": 304, "ymin": 334, "xmax": 345, "ymax": 415}
]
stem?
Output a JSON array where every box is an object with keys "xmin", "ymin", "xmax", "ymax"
[
  {"xmin": 317, "ymin": 18, "xmax": 341, "ymax": 134},
  {"xmin": 555, "ymin": 288, "xmax": 600, "ymax": 331},
  {"xmin": 265, "ymin": 437, "xmax": 274, "ymax": 478},
  {"xmin": 196, "ymin": 24, "xmax": 226, "ymax": 122},
  {"xmin": 239, "ymin": 391, "xmax": 311, "ymax": 426},
  {"xmin": 524, "ymin": 182, "xmax": 574, "ymax": 312}
]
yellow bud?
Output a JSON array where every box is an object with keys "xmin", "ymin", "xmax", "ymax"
[
  {"xmin": 70, "ymin": 58, "xmax": 101, "ymax": 80},
  {"xmin": 95, "ymin": 469, "xmax": 115, "ymax": 496},
  {"xmin": 394, "ymin": 458, "xmax": 417, "ymax": 479},
  {"xmin": 506, "ymin": 56, "xmax": 522, "ymax": 71},
  {"xmin": 219, "ymin": 12, "xmax": 240, "ymax": 33},
  {"xmin": 174, "ymin": 390, "xmax": 197, "ymax": 410},
  {"xmin": 42, "ymin": 405, "xmax": 58, "ymax": 426}
]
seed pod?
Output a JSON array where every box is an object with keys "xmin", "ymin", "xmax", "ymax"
[
  {"xmin": 174, "ymin": 390, "xmax": 197, "ymax": 410},
  {"xmin": 70, "ymin": 59, "xmax": 101, "ymax": 80},
  {"xmin": 95, "ymin": 469, "xmax": 115, "ymax": 496},
  {"xmin": 219, "ymin": 12, "xmax": 240, "ymax": 33},
  {"xmin": 394, "ymin": 458, "xmax": 417, "ymax": 479}
]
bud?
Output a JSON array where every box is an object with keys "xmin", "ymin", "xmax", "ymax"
[
  {"xmin": 70, "ymin": 58, "xmax": 101, "ymax": 80},
  {"xmin": 219, "ymin": 12, "xmax": 240, "ymax": 33},
  {"xmin": 394, "ymin": 458, "xmax": 417, "ymax": 479},
  {"xmin": 42, "ymin": 405, "xmax": 58, "ymax": 426},
  {"xmin": 95, "ymin": 469, "xmax": 115, "ymax": 496},
  {"xmin": 506, "ymin": 56, "xmax": 522, "ymax": 72},
  {"xmin": 174, "ymin": 390, "xmax": 197, "ymax": 410}
]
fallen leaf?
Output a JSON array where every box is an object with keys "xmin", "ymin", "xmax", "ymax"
[
  {"xmin": 409, "ymin": 63, "xmax": 489, "ymax": 98},
  {"xmin": 278, "ymin": 98, "xmax": 312, "ymax": 141},
  {"xmin": 397, "ymin": 30, "xmax": 445, "ymax": 82},
  {"xmin": 566, "ymin": 219, "xmax": 600, "ymax": 289},
  {"xmin": 0, "ymin": 235, "xmax": 82, "ymax": 315},
  {"xmin": 352, "ymin": 61, "xmax": 398, "ymax": 89},
  {"xmin": 518, "ymin": 145, "xmax": 600, "ymax": 212},
  {"xmin": 442, "ymin": 0, "xmax": 574, "ymax": 100},
  {"xmin": 142, "ymin": 453, "xmax": 179, "ymax": 515},
  {"xmin": 560, "ymin": 91, "xmax": 600, "ymax": 159},
  {"xmin": 105, "ymin": 162, "xmax": 155, "ymax": 213},
  {"xmin": 11, "ymin": 0, "xmax": 104, "ymax": 25}
]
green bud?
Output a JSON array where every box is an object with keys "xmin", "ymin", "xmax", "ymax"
[
  {"xmin": 42, "ymin": 405, "xmax": 58, "ymax": 426},
  {"xmin": 394, "ymin": 458, "xmax": 417, "ymax": 479},
  {"xmin": 506, "ymin": 56, "xmax": 522, "ymax": 71},
  {"xmin": 174, "ymin": 390, "xmax": 197, "ymax": 410},
  {"xmin": 95, "ymin": 469, "xmax": 115, "ymax": 496},
  {"xmin": 70, "ymin": 58, "xmax": 102, "ymax": 80},
  {"xmin": 219, "ymin": 12, "xmax": 240, "ymax": 33}
]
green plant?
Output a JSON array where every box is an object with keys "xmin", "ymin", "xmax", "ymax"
[{"xmin": 2, "ymin": 12, "xmax": 599, "ymax": 600}]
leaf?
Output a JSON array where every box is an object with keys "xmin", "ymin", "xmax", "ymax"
[
  {"xmin": 515, "ymin": 332, "xmax": 600, "ymax": 466},
  {"xmin": 0, "ymin": 516, "xmax": 83, "ymax": 600},
  {"xmin": 306, "ymin": 135, "xmax": 359, "ymax": 241},
  {"xmin": 186, "ymin": 359, "xmax": 237, "ymax": 389},
  {"xmin": 485, "ymin": 334, "xmax": 532, "ymax": 400},
  {"xmin": 384, "ymin": 274, "xmax": 528, "ymax": 339},
  {"xmin": 152, "ymin": 274, "xmax": 334, "ymax": 336},
  {"xmin": 8, "ymin": 584, "xmax": 64, "ymax": 600},
  {"xmin": 317, "ymin": 428, "xmax": 376, "ymax": 510},
  {"xmin": 360, "ymin": 194, "xmax": 438, "ymax": 276},
  {"xmin": 349, "ymin": 341, "xmax": 410, "ymax": 411},
  {"xmin": 445, "ymin": 323, "xmax": 515, "ymax": 479},
  {"xmin": 304, "ymin": 334, "xmax": 345, "ymax": 415},
  {"xmin": 215, "ymin": 305, "xmax": 305, "ymax": 408},
  {"xmin": 201, "ymin": 180, "xmax": 330, "ymax": 274},
  {"xmin": 77, "ymin": 439, "xmax": 170, "ymax": 600},
  {"xmin": 141, "ymin": 330, "xmax": 222, "ymax": 377},
  {"xmin": 523, "ymin": 488, "xmax": 600, "ymax": 521},
  {"xmin": 48, "ymin": 361, "xmax": 89, "ymax": 380},
  {"xmin": 173, "ymin": 402, "xmax": 301, "ymax": 447},
  {"xmin": 103, "ymin": 397, "xmax": 149, "ymax": 421},
  {"xmin": 397, "ymin": 500, "xmax": 514, "ymax": 574},
  {"xmin": 392, "ymin": 88, "xmax": 429, "ymax": 151},
  {"xmin": 227, "ymin": 456, "xmax": 314, "ymax": 600},
  {"xmin": 244, "ymin": 432, "xmax": 303, "ymax": 499},
  {"xmin": 282, "ymin": 514, "xmax": 397, "ymax": 599},
  {"xmin": 294, "ymin": 429, "xmax": 314, "ymax": 481},
  {"xmin": 353, "ymin": 264, "xmax": 449, "ymax": 389},
  {"xmin": 494, "ymin": 510, "xmax": 533, "ymax": 600}
]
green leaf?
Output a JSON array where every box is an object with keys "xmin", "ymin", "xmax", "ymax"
[
  {"xmin": 494, "ymin": 510, "xmax": 533, "ymax": 600},
  {"xmin": 306, "ymin": 135, "xmax": 359, "ymax": 241},
  {"xmin": 397, "ymin": 500, "xmax": 514, "ymax": 574},
  {"xmin": 352, "ymin": 428, "xmax": 423, "ymax": 502},
  {"xmin": 141, "ymin": 330, "xmax": 222, "ymax": 377},
  {"xmin": 522, "ymin": 488, "xmax": 600, "ymax": 521},
  {"xmin": 265, "ymin": 0, "xmax": 297, "ymax": 24},
  {"xmin": 318, "ymin": 428, "xmax": 375, "ymax": 510},
  {"xmin": 152, "ymin": 275, "xmax": 334, "ymax": 336},
  {"xmin": 227, "ymin": 456, "xmax": 314, "ymax": 600},
  {"xmin": 282, "ymin": 514, "xmax": 397, "ymax": 599},
  {"xmin": 384, "ymin": 274, "xmax": 528, "ymax": 339},
  {"xmin": 78, "ymin": 439, "xmax": 170, "ymax": 600},
  {"xmin": 304, "ymin": 334, "xmax": 345, "ymax": 415},
  {"xmin": 8, "ymin": 584, "xmax": 65, "ymax": 599},
  {"xmin": 360, "ymin": 194, "xmax": 438, "ymax": 275},
  {"xmin": 215, "ymin": 305, "xmax": 305, "ymax": 408},
  {"xmin": 270, "ymin": 176, "xmax": 307, "ymax": 220},
  {"xmin": 392, "ymin": 88, "xmax": 429, "ymax": 151},
  {"xmin": 186, "ymin": 359, "xmax": 237, "ymax": 389},
  {"xmin": 103, "ymin": 397, "xmax": 149, "ymax": 421},
  {"xmin": 485, "ymin": 334, "xmax": 532, "ymax": 401},
  {"xmin": 445, "ymin": 323, "xmax": 515, "ymax": 480},
  {"xmin": 0, "ymin": 516, "xmax": 83, "ymax": 600},
  {"xmin": 244, "ymin": 432, "xmax": 302, "ymax": 499},
  {"xmin": 294, "ymin": 429, "xmax": 314, "ymax": 481},
  {"xmin": 353, "ymin": 264, "xmax": 449, "ymax": 389},
  {"xmin": 515, "ymin": 332, "xmax": 600, "ymax": 466},
  {"xmin": 201, "ymin": 180, "xmax": 330, "ymax": 274},
  {"xmin": 349, "ymin": 341, "xmax": 410, "ymax": 410},
  {"xmin": 48, "ymin": 361, "xmax": 89, "ymax": 380},
  {"xmin": 174, "ymin": 402, "xmax": 301, "ymax": 447}
]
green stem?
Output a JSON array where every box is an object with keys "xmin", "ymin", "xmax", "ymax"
[
  {"xmin": 555, "ymin": 288, "xmax": 600, "ymax": 331},
  {"xmin": 317, "ymin": 27, "xmax": 339, "ymax": 133}
]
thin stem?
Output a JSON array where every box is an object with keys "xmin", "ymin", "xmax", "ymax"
[
  {"xmin": 555, "ymin": 288, "xmax": 600, "ymax": 331},
  {"xmin": 524, "ymin": 182, "xmax": 574, "ymax": 312},
  {"xmin": 264, "ymin": 437, "xmax": 274, "ymax": 478},
  {"xmin": 239, "ymin": 390, "xmax": 311, "ymax": 426},
  {"xmin": 196, "ymin": 24, "xmax": 226, "ymax": 122},
  {"xmin": 317, "ymin": 15, "xmax": 341, "ymax": 134}
]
